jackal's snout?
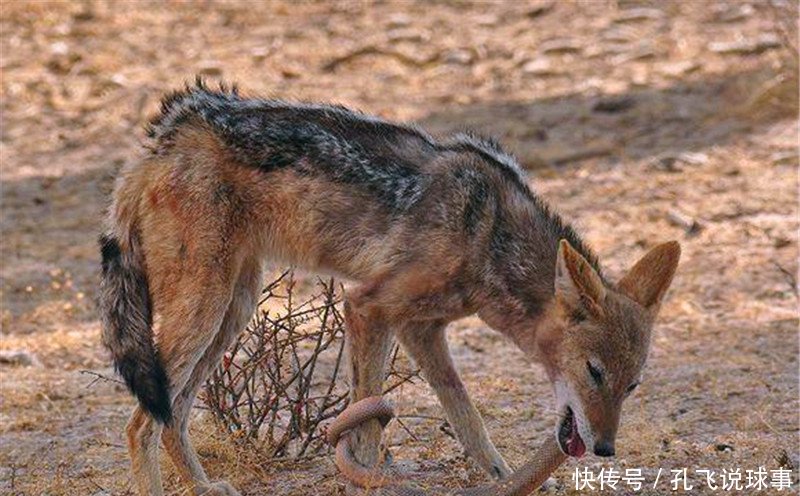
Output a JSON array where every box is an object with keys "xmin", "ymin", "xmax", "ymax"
[{"xmin": 593, "ymin": 439, "xmax": 615, "ymax": 457}]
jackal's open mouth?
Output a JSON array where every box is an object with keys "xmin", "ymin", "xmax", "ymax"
[{"xmin": 558, "ymin": 407, "xmax": 586, "ymax": 458}]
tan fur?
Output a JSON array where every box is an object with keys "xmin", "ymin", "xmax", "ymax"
[
  {"xmin": 534, "ymin": 242, "xmax": 680, "ymax": 458},
  {"xmin": 103, "ymin": 103, "xmax": 681, "ymax": 495}
]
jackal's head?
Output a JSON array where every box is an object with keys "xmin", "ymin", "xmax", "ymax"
[{"xmin": 539, "ymin": 239, "xmax": 680, "ymax": 458}]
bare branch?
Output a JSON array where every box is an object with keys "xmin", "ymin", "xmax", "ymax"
[{"xmin": 203, "ymin": 270, "xmax": 423, "ymax": 459}]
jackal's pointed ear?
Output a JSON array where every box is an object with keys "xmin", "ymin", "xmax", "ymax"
[
  {"xmin": 618, "ymin": 241, "xmax": 681, "ymax": 311},
  {"xmin": 555, "ymin": 239, "xmax": 606, "ymax": 317}
]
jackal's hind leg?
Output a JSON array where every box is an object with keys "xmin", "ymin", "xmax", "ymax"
[
  {"xmin": 397, "ymin": 323, "xmax": 511, "ymax": 479},
  {"xmin": 162, "ymin": 261, "xmax": 263, "ymax": 496},
  {"xmin": 343, "ymin": 293, "xmax": 395, "ymax": 471},
  {"xmin": 126, "ymin": 406, "xmax": 165, "ymax": 496},
  {"xmin": 126, "ymin": 260, "xmax": 239, "ymax": 496}
]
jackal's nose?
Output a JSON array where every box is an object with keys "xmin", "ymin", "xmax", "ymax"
[{"xmin": 594, "ymin": 440, "xmax": 615, "ymax": 457}]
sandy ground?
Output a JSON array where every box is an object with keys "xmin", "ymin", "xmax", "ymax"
[{"xmin": 1, "ymin": 1, "xmax": 798, "ymax": 495}]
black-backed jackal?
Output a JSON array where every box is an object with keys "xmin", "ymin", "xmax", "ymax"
[{"xmin": 99, "ymin": 81, "xmax": 680, "ymax": 495}]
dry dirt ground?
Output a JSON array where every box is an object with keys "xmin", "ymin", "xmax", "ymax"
[{"xmin": 1, "ymin": 1, "xmax": 798, "ymax": 495}]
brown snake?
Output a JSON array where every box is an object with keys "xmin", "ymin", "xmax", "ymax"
[{"xmin": 328, "ymin": 397, "xmax": 567, "ymax": 495}]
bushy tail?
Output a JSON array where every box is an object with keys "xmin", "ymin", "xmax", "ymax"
[{"xmin": 98, "ymin": 231, "xmax": 172, "ymax": 424}]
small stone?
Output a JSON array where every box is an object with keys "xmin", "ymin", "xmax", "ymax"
[
  {"xmin": 660, "ymin": 60, "xmax": 702, "ymax": 78},
  {"xmin": 521, "ymin": 57, "xmax": 561, "ymax": 76},
  {"xmin": 649, "ymin": 151, "xmax": 709, "ymax": 172},
  {"xmin": 387, "ymin": 28, "xmax": 428, "ymax": 43},
  {"xmin": 250, "ymin": 46, "xmax": 272, "ymax": 63},
  {"xmin": 613, "ymin": 7, "xmax": 666, "ymax": 23},
  {"xmin": 667, "ymin": 210, "xmax": 704, "ymax": 237},
  {"xmin": 50, "ymin": 41, "xmax": 69, "ymax": 55},
  {"xmin": 0, "ymin": 350, "xmax": 41, "ymax": 367},
  {"xmin": 709, "ymin": 34, "xmax": 781, "ymax": 55},
  {"xmin": 713, "ymin": 3, "xmax": 755, "ymax": 23},
  {"xmin": 770, "ymin": 150, "xmax": 798, "ymax": 166},
  {"xmin": 612, "ymin": 45, "xmax": 657, "ymax": 64},
  {"xmin": 280, "ymin": 67, "xmax": 300, "ymax": 79},
  {"xmin": 386, "ymin": 13, "xmax": 411, "ymax": 28},
  {"xmin": 444, "ymin": 48, "xmax": 474, "ymax": 65},
  {"xmin": 526, "ymin": 2, "xmax": 554, "ymax": 18},
  {"xmin": 538, "ymin": 38, "xmax": 582, "ymax": 55},
  {"xmin": 73, "ymin": 7, "xmax": 95, "ymax": 22},
  {"xmin": 109, "ymin": 73, "xmax": 128, "ymax": 87},
  {"xmin": 602, "ymin": 26, "xmax": 639, "ymax": 44}
]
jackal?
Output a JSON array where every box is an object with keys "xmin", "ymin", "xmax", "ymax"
[{"xmin": 99, "ymin": 81, "xmax": 680, "ymax": 495}]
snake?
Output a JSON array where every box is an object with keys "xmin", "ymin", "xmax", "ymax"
[{"xmin": 328, "ymin": 396, "xmax": 567, "ymax": 496}]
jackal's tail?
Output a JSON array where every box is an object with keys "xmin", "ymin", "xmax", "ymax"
[{"xmin": 98, "ymin": 225, "xmax": 172, "ymax": 424}]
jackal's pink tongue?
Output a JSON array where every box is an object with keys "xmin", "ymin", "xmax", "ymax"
[{"xmin": 567, "ymin": 416, "xmax": 586, "ymax": 457}]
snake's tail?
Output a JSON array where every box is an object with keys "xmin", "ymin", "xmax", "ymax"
[
  {"xmin": 335, "ymin": 432, "xmax": 401, "ymax": 488},
  {"xmin": 331, "ymin": 396, "xmax": 567, "ymax": 496}
]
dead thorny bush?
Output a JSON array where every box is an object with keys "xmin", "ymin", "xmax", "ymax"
[{"xmin": 201, "ymin": 270, "xmax": 421, "ymax": 459}]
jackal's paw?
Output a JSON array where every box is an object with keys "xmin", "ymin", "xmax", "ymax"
[
  {"xmin": 196, "ymin": 481, "xmax": 241, "ymax": 496},
  {"xmin": 487, "ymin": 457, "xmax": 512, "ymax": 480}
]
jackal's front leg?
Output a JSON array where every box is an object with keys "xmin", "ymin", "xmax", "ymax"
[
  {"xmin": 343, "ymin": 296, "xmax": 394, "ymax": 470},
  {"xmin": 397, "ymin": 323, "xmax": 512, "ymax": 479}
]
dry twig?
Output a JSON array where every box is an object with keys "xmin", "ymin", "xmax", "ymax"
[
  {"xmin": 202, "ymin": 270, "xmax": 420, "ymax": 459},
  {"xmin": 667, "ymin": 209, "xmax": 704, "ymax": 237},
  {"xmin": 322, "ymin": 45, "xmax": 440, "ymax": 72}
]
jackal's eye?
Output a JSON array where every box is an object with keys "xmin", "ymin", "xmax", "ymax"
[
  {"xmin": 626, "ymin": 382, "xmax": 639, "ymax": 395},
  {"xmin": 587, "ymin": 361, "xmax": 603, "ymax": 386}
]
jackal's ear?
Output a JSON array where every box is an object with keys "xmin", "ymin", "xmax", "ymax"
[
  {"xmin": 618, "ymin": 241, "xmax": 681, "ymax": 311},
  {"xmin": 555, "ymin": 239, "xmax": 606, "ymax": 317}
]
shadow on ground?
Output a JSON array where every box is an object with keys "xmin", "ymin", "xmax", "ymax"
[{"xmin": 419, "ymin": 65, "xmax": 792, "ymax": 169}]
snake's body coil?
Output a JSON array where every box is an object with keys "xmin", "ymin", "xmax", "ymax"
[{"xmin": 328, "ymin": 397, "xmax": 566, "ymax": 496}]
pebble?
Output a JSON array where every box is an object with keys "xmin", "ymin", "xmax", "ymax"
[
  {"xmin": 649, "ymin": 151, "xmax": 709, "ymax": 172},
  {"xmin": 612, "ymin": 45, "xmax": 657, "ymax": 64},
  {"xmin": 708, "ymin": 34, "xmax": 781, "ymax": 55},
  {"xmin": 660, "ymin": 60, "xmax": 702, "ymax": 78},
  {"xmin": 50, "ymin": 41, "xmax": 69, "ymax": 55},
  {"xmin": 712, "ymin": 3, "xmax": 754, "ymax": 23},
  {"xmin": 770, "ymin": 150, "xmax": 798, "ymax": 166},
  {"xmin": 613, "ymin": 7, "xmax": 666, "ymax": 24},
  {"xmin": 0, "ymin": 350, "xmax": 42, "ymax": 367},
  {"xmin": 444, "ymin": 48, "xmax": 474, "ymax": 65},
  {"xmin": 387, "ymin": 28, "xmax": 428, "ymax": 43},
  {"xmin": 522, "ymin": 57, "xmax": 561, "ymax": 77},
  {"xmin": 538, "ymin": 38, "xmax": 582, "ymax": 55},
  {"xmin": 386, "ymin": 13, "xmax": 411, "ymax": 29},
  {"xmin": 526, "ymin": 2, "xmax": 554, "ymax": 19}
]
